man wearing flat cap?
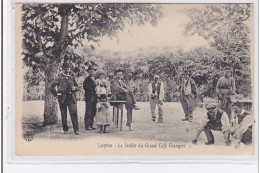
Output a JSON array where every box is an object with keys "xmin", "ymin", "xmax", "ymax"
[
  {"xmin": 83, "ymin": 65, "xmax": 98, "ymax": 131},
  {"xmin": 231, "ymin": 101, "xmax": 254, "ymax": 148},
  {"xmin": 192, "ymin": 103, "xmax": 231, "ymax": 146},
  {"xmin": 110, "ymin": 69, "xmax": 140, "ymax": 131},
  {"xmin": 49, "ymin": 62, "xmax": 80, "ymax": 135},
  {"xmin": 179, "ymin": 70, "xmax": 197, "ymax": 122},
  {"xmin": 216, "ymin": 66, "xmax": 236, "ymax": 120},
  {"xmin": 148, "ymin": 75, "xmax": 164, "ymax": 123}
]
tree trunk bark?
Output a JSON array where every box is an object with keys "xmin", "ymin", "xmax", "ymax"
[{"xmin": 43, "ymin": 62, "xmax": 59, "ymax": 126}]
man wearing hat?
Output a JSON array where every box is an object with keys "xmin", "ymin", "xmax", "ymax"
[
  {"xmin": 216, "ymin": 66, "xmax": 236, "ymax": 120},
  {"xmin": 148, "ymin": 74, "xmax": 164, "ymax": 123},
  {"xmin": 83, "ymin": 65, "xmax": 98, "ymax": 131},
  {"xmin": 231, "ymin": 101, "xmax": 254, "ymax": 147},
  {"xmin": 110, "ymin": 69, "xmax": 140, "ymax": 131},
  {"xmin": 49, "ymin": 62, "xmax": 80, "ymax": 135},
  {"xmin": 192, "ymin": 103, "xmax": 231, "ymax": 146},
  {"xmin": 179, "ymin": 70, "xmax": 197, "ymax": 122}
]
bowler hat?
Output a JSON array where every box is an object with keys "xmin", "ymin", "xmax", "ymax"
[
  {"xmin": 206, "ymin": 104, "xmax": 217, "ymax": 110},
  {"xmin": 231, "ymin": 101, "xmax": 243, "ymax": 107},
  {"xmin": 182, "ymin": 70, "xmax": 191, "ymax": 75},
  {"xmin": 114, "ymin": 69, "xmax": 124, "ymax": 74},
  {"xmin": 224, "ymin": 66, "xmax": 231, "ymax": 70},
  {"xmin": 62, "ymin": 62, "xmax": 71, "ymax": 69},
  {"xmin": 88, "ymin": 65, "xmax": 97, "ymax": 71}
]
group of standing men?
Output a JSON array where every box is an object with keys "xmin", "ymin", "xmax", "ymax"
[{"xmin": 49, "ymin": 63, "xmax": 253, "ymax": 147}]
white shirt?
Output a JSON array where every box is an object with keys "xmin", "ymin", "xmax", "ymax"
[
  {"xmin": 197, "ymin": 110, "xmax": 231, "ymax": 132},
  {"xmin": 148, "ymin": 81, "xmax": 164, "ymax": 101},
  {"xmin": 232, "ymin": 109, "xmax": 254, "ymax": 141}
]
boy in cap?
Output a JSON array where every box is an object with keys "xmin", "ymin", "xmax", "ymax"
[
  {"xmin": 192, "ymin": 103, "xmax": 231, "ymax": 146},
  {"xmin": 231, "ymin": 101, "xmax": 254, "ymax": 147},
  {"xmin": 148, "ymin": 74, "xmax": 164, "ymax": 123},
  {"xmin": 49, "ymin": 62, "xmax": 80, "ymax": 135},
  {"xmin": 83, "ymin": 65, "xmax": 98, "ymax": 131},
  {"xmin": 216, "ymin": 66, "xmax": 236, "ymax": 120},
  {"xmin": 179, "ymin": 70, "xmax": 197, "ymax": 122}
]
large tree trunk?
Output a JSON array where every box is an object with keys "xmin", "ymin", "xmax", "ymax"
[
  {"xmin": 42, "ymin": 5, "xmax": 70, "ymax": 125},
  {"xmin": 43, "ymin": 62, "xmax": 59, "ymax": 126}
]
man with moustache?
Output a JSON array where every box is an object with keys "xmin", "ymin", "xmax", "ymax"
[
  {"xmin": 110, "ymin": 69, "xmax": 140, "ymax": 131},
  {"xmin": 49, "ymin": 62, "xmax": 80, "ymax": 135},
  {"xmin": 216, "ymin": 66, "xmax": 236, "ymax": 120},
  {"xmin": 231, "ymin": 101, "xmax": 254, "ymax": 148},
  {"xmin": 83, "ymin": 65, "xmax": 98, "ymax": 131},
  {"xmin": 148, "ymin": 75, "xmax": 164, "ymax": 123}
]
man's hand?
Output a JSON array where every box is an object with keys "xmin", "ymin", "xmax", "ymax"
[
  {"xmin": 151, "ymin": 93, "xmax": 155, "ymax": 97},
  {"xmin": 235, "ymin": 142, "xmax": 240, "ymax": 149},
  {"xmin": 192, "ymin": 139, "xmax": 197, "ymax": 145},
  {"xmin": 71, "ymin": 86, "xmax": 76, "ymax": 91}
]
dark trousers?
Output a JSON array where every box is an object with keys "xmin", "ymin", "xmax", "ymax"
[
  {"xmin": 204, "ymin": 122, "xmax": 222, "ymax": 142},
  {"xmin": 84, "ymin": 100, "xmax": 97, "ymax": 128},
  {"xmin": 180, "ymin": 94, "xmax": 194, "ymax": 118},
  {"xmin": 241, "ymin": 128, "xmax": 252, "ymax": 145},
  {"xmin": 59, "ymin": 96, "xmax": 79, "ymax": 132},
  {"xmin": 116, "ymin": 92, "xmax": 135, "ymax": 125}
]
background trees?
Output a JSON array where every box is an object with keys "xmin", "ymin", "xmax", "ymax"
[
  {"xmin": 22, "ymin": 4, "xmax": 253, "ymax": 119},
  {"xmin": 22, "ymin": 3, "xmax": 162, "ymax": 125}
]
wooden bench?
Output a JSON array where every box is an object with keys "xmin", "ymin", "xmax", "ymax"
[{"xmin": 109, "ymin": 100, "xmax": 126, "ymax": 131}]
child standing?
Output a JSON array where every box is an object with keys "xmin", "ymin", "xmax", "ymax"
[{"xmin": 95, "ymin": 72, "xmax": 111, "ymax": 133}]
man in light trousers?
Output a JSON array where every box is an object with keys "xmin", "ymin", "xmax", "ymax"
[{"xmin": 149, "ymin": 75, "xmax": 164, "ymax": 123}]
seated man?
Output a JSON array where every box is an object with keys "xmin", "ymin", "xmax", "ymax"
[
  {"xmin": 231, "ymin": 101, "xmax": 254, "ymax": 148},
  {"xmin": 110, "ymin": 69, "xmax": 140, "ymax": 131},
  {"xmin": 192, "ymin": 104, "xmax": 231, "ymax": 146}
]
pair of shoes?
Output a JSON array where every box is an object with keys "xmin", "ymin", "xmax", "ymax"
[
  {"xmin": 152, "ymin": 118, "xmax": 155, "ymax": 122},
  {"xmin": 64, "ymin": 131, "xmax": 68, "ymax": 134},
  {"xmin": 90, "ymin": 126, "xmax": 96, "ymax": 130},
  {"xmin": 74, "ymin": 131, "xmax": 80, "ymax": 135},
  {"xmin": 132, "ymin": 105, "xmax": 140, "ymax": 110},
  {"xmin": 188, "ymin": 117, "xmax": 193, "ymax": 122},
  {"xmin": 85, "ymin": 127, "xmax": 92, "ymax": 131},
  {"xmin": 205, "ymin": 141, "xmax": 215, "ymax": 145},
  {"xmin": 126, "ymin": 124, "xmax": 134, "ymax": 131},
  {"xmin": 225, "ymin": 141, "xmax": 231, "ymax": 146},
  {"xmin": 192, "ymin": 139, "xmax": 197, "ymax": 144},
  {"xmin": 182, "ymin": 118, "xmax": 189, "ymax": 121}
]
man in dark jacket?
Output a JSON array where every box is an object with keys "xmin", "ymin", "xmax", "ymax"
[
  {"xmin": 83, "ymin": 65, "xmax": 98, "ymax": 131},
  {"xmin": 49, "ymin": 62, "xmax": 80, "ymax": 135},
  {"xmin": 110, "ymin": 69, "xmax": 140, "ymax": 131}
]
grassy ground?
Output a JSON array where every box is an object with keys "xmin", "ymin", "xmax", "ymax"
[{"xmin": 22, "ymin": 101, "xmax": 228, "ymax": 145}]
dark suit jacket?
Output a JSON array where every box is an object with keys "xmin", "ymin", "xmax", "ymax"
[
  {"xmin": 83, "ymin": 76, "xmax": 97, "ymax": 102},
  {"xmin": 110, "ymin": 79, "xmax": 129, "ymax": 96},
  {"xmin": 49, "ymin": 73, "xmax": 79, "ymax": 104}
]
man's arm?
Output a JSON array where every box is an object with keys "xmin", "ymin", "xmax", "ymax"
[
  {"xmin": 235, "ymin": 114, "xmax": 254, "ymax": 138},
  {"xmin": 49, "ymin": 77, "xmax": 60, "ymax": 97},
  {"xmin": 159, "ymin": 82, "xmax": 164, "ymax": 101},
  {"xmin": 190, "ymin": 78, "xmax": 197, "ymax": 96},
  {"xmin": 231, "ymin": 77, "xmax": 236, "ymax": 94},
  {"xmin": 110, "ymin": 80, "xmax": 128, "ymax": 93},
  {"xmin": 216, "ymin": 78, "xmax": 221, "ymax": 93},
  {"xmin": 221, "ymin": 112, "xmax": 231, "ymax": 132},
  {"xmin": 72, "ymin": 77, "xmax": 79, "ymax": 92}
]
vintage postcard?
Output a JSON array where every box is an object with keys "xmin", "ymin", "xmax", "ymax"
[{"xmin": 15, "ymin": 3, "xmax": 256, "ymax": 156}]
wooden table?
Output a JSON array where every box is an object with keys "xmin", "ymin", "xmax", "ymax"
[{"xmin": 109, "ymin": 100, "xmax": 126, "ymax": 131}]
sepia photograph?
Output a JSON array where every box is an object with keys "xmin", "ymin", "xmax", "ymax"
[{"xmin": 15, "ymin": 3, "xmax": 255, "ymax": 156}]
